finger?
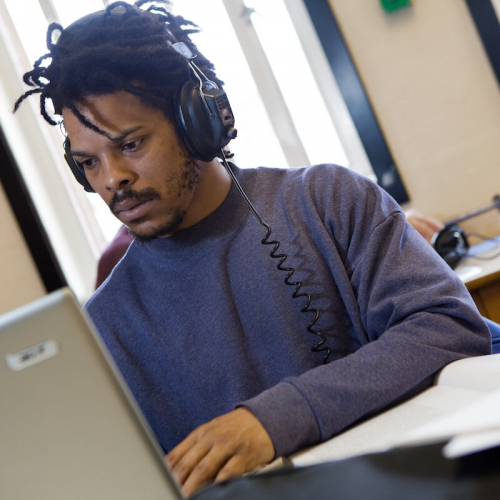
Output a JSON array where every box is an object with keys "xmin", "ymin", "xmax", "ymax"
[
  {"xmin": 412, "ymin": 219, "xmax": 437, "ymax": 240},
  {"xmin": 215, "ymin": 454, "xmax": 247, "ymax": 483},
  {"xmin": 423, "ymin": 220, "xmax": 444, "ymax": 240},
  {"xmin": 167, "ymin": 431, "xmax": 199, "ymax": 469},
  {"xmin": 425, "ymin": 215, "xmax": 444, "ymax": 230},
  {"xmin": 182, "ymin": 448, "xmax": 233, "ymax": 497},
  {"xmin": 171, "ymin": 439, "xmax": 213, "ymax": 485}
]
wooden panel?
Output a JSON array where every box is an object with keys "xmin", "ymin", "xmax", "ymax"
[
  {"xmin": 470, "ymin": 289, "xmax": 488, "ymax": 318},
  {"xmin": 327, "ymin": 0, "xmax": 500, "ymax": 222},
  {"xmin": 474, "ymin": 281, "xmax": 500, "ymax": 323}
]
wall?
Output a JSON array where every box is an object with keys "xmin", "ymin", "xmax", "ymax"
[
  {"xmin": 0, "ymin": 180, "xmax": 45, "ymax": 315},
  {"xmin": 328, "ymin": 0, "xmax": 500, "ymax": 235}
]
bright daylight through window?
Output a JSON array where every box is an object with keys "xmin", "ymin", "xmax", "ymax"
[{"xmin": 0, "ymin": 0, "xmax": 372, "ymax": 301}]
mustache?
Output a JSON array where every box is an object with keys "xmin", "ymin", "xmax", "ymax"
[{"xmin": 109, "ymin": 188, "xmax": 160, "ymax": 216}]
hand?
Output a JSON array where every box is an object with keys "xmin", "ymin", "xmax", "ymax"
[
  {"xmin": 405, "ymin": 209, "xmax": 444, "ymax": 241},
  {"xmin": 166, "ymin": 407, "xmax": 275, "ymax": 497}
]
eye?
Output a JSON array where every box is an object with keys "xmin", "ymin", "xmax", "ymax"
[
  {"xmin": 122, "ymin": 138, "xmax": 143, "ymax": 152},
  {"xmin": 80, "ymin": 158, "xmax": 97, "ymax": 170}
]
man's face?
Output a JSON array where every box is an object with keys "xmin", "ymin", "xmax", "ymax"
[{"xmin": 62, "ymin": 91, "xmax": 202, "ymax": 241}]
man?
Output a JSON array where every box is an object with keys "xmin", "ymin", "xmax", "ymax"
[{"xmin": 14, "ymin": 1, "xmax": 490, "ymax": 496}]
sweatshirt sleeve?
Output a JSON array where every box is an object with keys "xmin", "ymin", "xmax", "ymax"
[{"xmin": 242, "ymin": 200, "xmax": 491, "ymax": 458}]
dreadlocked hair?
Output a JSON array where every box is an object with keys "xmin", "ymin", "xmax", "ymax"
[{"xmin": 13, "ymin": 0, "xmax": 223, "ymax": 134}]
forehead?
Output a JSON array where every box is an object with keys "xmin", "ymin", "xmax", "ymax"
[{"xmin": 62, "ymin": 91, "xmax": 168, "ymax": 139}]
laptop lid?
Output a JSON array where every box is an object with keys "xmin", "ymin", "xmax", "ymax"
[{"xmin": 0, "ymin": 287, "xmax": 184, "ymax": 500}]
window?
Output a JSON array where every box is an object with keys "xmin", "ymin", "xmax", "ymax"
[{"xmin": 0, "ymin": 0, "xmax": 377, "ymax": 301}]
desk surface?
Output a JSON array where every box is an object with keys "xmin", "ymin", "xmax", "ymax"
[
  {"xmin": 455, "ymin": 239, "xmax": 500, "ymax": 291},
  {"xmin": 290, "ymin": 354, "xmax": 500, "ymax": 467}
]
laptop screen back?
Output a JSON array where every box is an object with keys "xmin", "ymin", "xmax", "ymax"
[{"xmin": 0, "ymin": 288, "xmax": 183, "ymax": 500}]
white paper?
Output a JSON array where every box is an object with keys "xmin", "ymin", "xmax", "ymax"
[
  {"xmin": 435, "ymin": 354, "xmax": 500, "ymax": 393},
  {"xmin": 291, "ymin": 385, "xmax": 485, "ymax": 466},
  {"xmin": 291, "ymin": 355, "xmax": 500, "ymax": 467},
  {"xmin": 394, "ymin": 389, "xmax": 500, "ymax": 448}
]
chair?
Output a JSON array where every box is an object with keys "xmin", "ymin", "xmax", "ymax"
[{"xmin": 483, "ymin": 317, "xmax": 500, "ymax": 355}]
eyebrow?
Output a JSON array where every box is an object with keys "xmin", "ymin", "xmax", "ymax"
[{"xmin": 70, "ymin": 126, "xmax": 145, "ymax": 157}]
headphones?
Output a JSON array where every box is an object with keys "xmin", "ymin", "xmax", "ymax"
[
  {"xmin": 432, "ymin": 224, "xmax": 469, "ymax": 270},
  {"xmin": 63, "ymin": 41, "xmax": 237, "ymax": 193}
]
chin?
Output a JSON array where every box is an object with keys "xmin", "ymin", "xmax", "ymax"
[{"xmin": 128, "ymin": 210, "xmax": 186, "ymax": 242}]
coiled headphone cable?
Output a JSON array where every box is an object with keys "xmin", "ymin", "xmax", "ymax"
[{"xmin": 219, "ymin": 150, "xmax": 332, "ymax": 364}]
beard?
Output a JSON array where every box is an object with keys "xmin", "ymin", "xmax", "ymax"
[
  {"xmin": 109, "ymin": 153, "xmax": 201, "ymax": 242},
  {"xmin": 131, "ymin": 206, "xmax": 187, "ymax": 243}
]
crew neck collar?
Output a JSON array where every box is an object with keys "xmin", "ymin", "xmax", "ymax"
[{"xmin": 137, "ymin": 163, "xmax": 253, "ymax": 256}]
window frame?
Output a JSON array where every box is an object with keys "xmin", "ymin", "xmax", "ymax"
[
  {"xmin": 466, "ymin": 0, "xmax": 500, "ymax": 87},
  {"xmin": 0, "ymin": 0, "xmax": 409, "ymax": 303},
  {"xmin": 0, "ymin": 125, "xmax": 66, "ymax": 292},
  {"xmin": 303, "ymin": 0, "xmax": 409, "ymax": 204},
  {"xmin": 0, "ymin": 0, "xmax": 105, "ymax": 302}
]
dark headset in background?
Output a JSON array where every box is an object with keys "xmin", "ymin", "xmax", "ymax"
[
  {"xmin": 432, "ymin": 196, "xmax": 500, "ymax": 270},
  {"xmin": 432, "ymin": 225, "xmax": 470, "ymax": 270},
  {"xmin": 433, "ymin": 226, "xmax": 500, "ymax": 270}
]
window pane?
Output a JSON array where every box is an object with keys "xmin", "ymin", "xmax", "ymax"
[
  {"xmin": 169, "ymin": 0, "xmax": 288, "ymax": 169},
  {"xmin": 114, "ymin": 0, "xmax": 288, "ymax": 169},
  {"xmin": 244, "ymin": 0, "xmax": 349, "ymax": 168},
  {"xmin": 4, "ymin": 0, "xmax": 48, "ymax": 63},
  {"xmin": 51, "ymin": 0, "xmax": 105, "ymax": 27}
]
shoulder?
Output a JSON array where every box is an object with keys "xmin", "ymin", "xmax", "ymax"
[
  {"xmin": 298, "ymin": 164, "xmax": 395, "ymax": 204},
  {"xmin": 249, "ymin": 163, "xmax": 382, "ymax": 196},
  {"xmin": 240, "ymin": 164, "xmax": 350, "ymax": 201},
  {"xmin": 86, "ymin": 239, "xmax": 142, "ymax": 316},
  {"xmin": 248, "ymin": 164, "xmax": 402, "ymax": 226}
]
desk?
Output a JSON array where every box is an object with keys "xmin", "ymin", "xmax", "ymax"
[
  {"xmin": 289, "ymin": 354, "xmax": 500, "ymax": 467},
  {"xmin": 454, "ymin": 240, "xmax": 500, "ymax": 322},
  {"xmin": 249, "ymin": 252, "xmax": 500, "ymax": 475}
]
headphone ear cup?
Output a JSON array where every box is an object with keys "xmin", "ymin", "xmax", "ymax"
[
  {"xmin": 63, "ymin": 138, "xmax": 95, "ymax": 193},
  {"xmin": 432, "ymin": 224, "xmax": 469, "ymax": 269},
  {"xmin": 175, "ymin": 80, "xmax": 236, "ymax": 161}
]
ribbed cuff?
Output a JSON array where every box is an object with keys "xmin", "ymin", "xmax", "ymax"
[{"xmin": 238, "ymin": 381, "xmax": 321, "ymax": 458}]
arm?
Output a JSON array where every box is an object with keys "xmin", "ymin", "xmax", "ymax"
[
  {"xmin": 167, "ymin": 171, "xmax": 490, "ymax": 494},
  {"xmin": 243, "ymin": 210, "xmax": 490, "ymax": 458},
  {"xmin": 167, "ymin": 211, "xmax": 489, "ymax": 495}
]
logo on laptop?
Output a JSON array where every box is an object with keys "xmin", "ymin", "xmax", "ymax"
[{"xmin": 6, "ymin": 340, "xmax": 60, "ymax": 371}]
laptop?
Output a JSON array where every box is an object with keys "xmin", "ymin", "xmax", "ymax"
[{"xmin": 0, "ymin": 287, "xmax": 184, "ymax": 500}]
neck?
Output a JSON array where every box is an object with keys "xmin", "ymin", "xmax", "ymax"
[{"xmin": 174, "ymin": 158, "xmax": 232, "ymax": 233}]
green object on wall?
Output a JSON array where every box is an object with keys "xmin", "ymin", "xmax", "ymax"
[{"xmin": 380, "ymin": 0, "xmax": 411, "ymax": 13}]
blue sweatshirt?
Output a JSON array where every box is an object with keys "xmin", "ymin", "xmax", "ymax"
[{"xmin": 85, "ymin": 164, "xmax": 491, "ymax": 458}]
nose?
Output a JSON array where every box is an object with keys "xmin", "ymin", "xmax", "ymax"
[{"xmin": 101, "ymin": 155, "xmax": 136, "ymax": 192}]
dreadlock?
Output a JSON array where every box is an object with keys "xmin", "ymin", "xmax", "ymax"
[{"xmin": 13, "ymin": 0, "xmax": 223, "ymax": 134}]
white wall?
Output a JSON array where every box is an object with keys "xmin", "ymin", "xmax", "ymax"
[{"xmin": 328, "ymin": 0, "xmax": 500, "ymax": 235}]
